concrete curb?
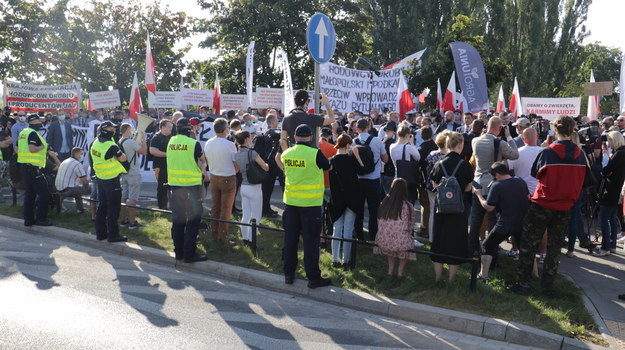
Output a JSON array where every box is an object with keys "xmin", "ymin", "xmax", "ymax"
[{"xmin": 0, "ymin": 214, "xmax": 612, "ymax": 349}]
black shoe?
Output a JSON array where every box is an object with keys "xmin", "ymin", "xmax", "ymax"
[
  {"xmin": 108, "ymin": 236, "xmax": 128, "ymax": 243},
  {"xmin": 285, "ymin": 276, "xmax": 294, "ymax": 285},
  {"xmin": 506, "ymin": 282, "xmax": 531, "ymax": 296},
  {"xmin": 307, "ymin": 278, "xmax": 331, "ymax": 289},
  {"xmin": 332, "ymin": 262, "xmax": 342, "ymax": 268},
  {"xmin": 232, "ymin": 207, "xmax": 242, "ymax": 215},
  {"xmin": 34, "ymin": 221, "xmax": 53, "ymax": 226},
  {"xmin": 264, "ymin": 210, "xmax": 278, "ymax": 218},
  {"xmin": 198, "ymin": 222, "xmax": 208, "ymax": 230},
  {"xmin": 96, "ymin": 236, "xmax": 108, "ymax": 241},
  {"xmin": 618, "ymin": 294, "xmax": 625, "ymax": 301},
  {"xmin": 579, "ymin": 241, "xmax": 596, "ymax": 249},
  {"xmin": 184, "ymin": 254, "xmax": 208, "ymax": 263},
  {"xmin": 24, "ymin": 221, "xmax": 34, "ymax": 227}
]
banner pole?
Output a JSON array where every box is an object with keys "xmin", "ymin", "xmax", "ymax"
[{"xmin": 314, "ymin": 62, "xmax": 321, "ymax": 114}]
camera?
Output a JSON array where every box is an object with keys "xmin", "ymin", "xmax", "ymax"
[
  {"xmin": 530, "ymin": 116, "xmax": 551, "ymax": 141},
  {"xmin": 578, "ymin": 124, "xmax": 600, "ymax": 147}
]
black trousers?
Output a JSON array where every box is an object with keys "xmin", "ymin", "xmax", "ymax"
[
  {"xmin": 170, "ymin": 185, "xmax": 203, "ymax": 260},
  {"xmin": 354, "ymin": 178, "xmax": 382, "ymax": 241},
  {"xmin": 282, "ymin": 205, "xmax": 322, "ymax": 281},
  {"xmin": 469, "ymin": 193, "xmax": 496, "ymax": 253},
  {"xmin": 261, "ymin": 174, "xmax": 283, "ymax": 214},
  {"xmin": 20, "ymin": 164, "xmax": 50, "ymax": 225},
  {"xmin": 156, "ymin": 167, "xmax": 169, "ymax": 210},
  {"xmin": 95, "ymin": 176, "xmax": 122, "ymax": 241}
]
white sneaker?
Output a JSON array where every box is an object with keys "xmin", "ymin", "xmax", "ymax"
[{"xmin": 413, "ymin": 240, "xmax": 425, "ymax": 247}]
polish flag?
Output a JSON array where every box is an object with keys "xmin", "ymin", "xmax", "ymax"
[
  {"xmin": 145, "ymin": 33, "xmax": 156, "ymax": 96},
  {"xmin": 436, "ymin": 78, "xmax": 443, "ymax": 114},
  {"xmin": 496, "ymin": 85, "xmax": 506, "ymax": 113},
  {"xmin": 587, "ymin": 70, "xmax": 600, "ymax": 120},
  {"xmin": 397, "ymin": 71, "xmax": 415, "ymax": 121},
  {"xmin": 509, "ymin": 77, "xmax": 522, "ymax": 120},
  {"xmin": 382, "ymin": 48, "xmax": 427, "ymax": 70},
  {"xmin": 458, "ymin": 91, "xmax": 468, "ymax": 113},
  {"xmin": 213, "ymin": 72, "xmax": 221, "ymax": 115},
  {"xmin": 442, "ymin": 71, "xmax": 456, "ymax": 112},
  {"xmin": 129, "ymin": 72, "xmax": 142, "ymax": 121}
]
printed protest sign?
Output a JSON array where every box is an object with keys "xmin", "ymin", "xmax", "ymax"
[
  {"xmin": 521, "ymin": 97, "xmax": 581, "ymax": 121},
  {"xmin": 5, "ymin": 81, "xmax": 82, "ymax": 111}
]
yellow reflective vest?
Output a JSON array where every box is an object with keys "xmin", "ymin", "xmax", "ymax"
[
  {"xmin": 91, "ymin": 140, "xmax": 126, "ymax": 180},
  {"xmin": 166, "ymin": 134, "xmax": 202, "ymax": 186},
  {"xmin": 281, "ymin": 144, "xmax": 324, "ymax": 207},
  {"xmin": 17, "ymin": 128, "xmax": 47, "ymax": 168}
]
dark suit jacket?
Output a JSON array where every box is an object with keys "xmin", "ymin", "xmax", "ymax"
[
  {"xmin": 46, "ymin": 120, "xmax": 74, "ymax": 153},
  {"xmin": 434, "ymin": 122, "xmax": 462, "ymax": 135}
]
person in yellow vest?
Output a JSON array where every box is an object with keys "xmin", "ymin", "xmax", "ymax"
[
  {"xmin": 279, "ymin": 124, "xmax": 332, "ymax": 288},
  {"xmin": 90, "ymin": 121, "xmax": 128, "ymax": 242},
  {"xmin": 167, "ymin": 118, "xmax": 209, "ymax": 263},
  {"xmin": 17, "ymin": 114, "xmax": 53, "ymax": 226}
]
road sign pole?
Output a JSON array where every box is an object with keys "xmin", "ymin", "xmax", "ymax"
[{"xmin": 314, "ymin": 62, "xmax": 321, "ymax": 114}]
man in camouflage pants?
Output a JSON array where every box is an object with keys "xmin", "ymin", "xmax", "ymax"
[{"xmin": 507, "ymin": 116, "xmax": 586, "ymax": 298}]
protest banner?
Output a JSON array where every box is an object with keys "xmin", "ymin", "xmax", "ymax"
[
  {"xmin": 319, "ymin": 62, "xmax": 400, "ymax": 113},
  {"xmin": 254, "ymin": 88, "xmax": 284, "ymax": 109},
  {"xmin": 4, "ymin": 80, "xmax": 82, "ymax": 112},
  {"xmin": 89, "ymin": 90, "xmax": 121, "ymax": 109},
  {"xmin": 181, "ymin": 87, "xmax": 213, "ymax": 106},
  {"xmin": 521, "ymin": 97, "xmax": 581, "ymax": 120},
  {"xmin": 221, "ymin": 94, "xmax": 247, "ymax": 111},
  {"xmin": 148, "ymin": 91, "xmax": 182, "ymax": 108}
]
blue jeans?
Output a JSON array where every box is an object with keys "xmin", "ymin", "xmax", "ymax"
[
  {"xmin": 567, "ymin": 198, "xmax": 589, "ymax": 251},
  {"xmin": 599, "ymin": 205, "xmax": 619, "ymax": 251},
  {"xmin": 332, "ymin": 208, "xmax": 356, "ymax": 264}
]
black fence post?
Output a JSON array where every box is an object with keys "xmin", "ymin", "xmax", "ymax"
[{"xmin": 251, "ymin": 218, "xmax": 257, "ymax": 257}]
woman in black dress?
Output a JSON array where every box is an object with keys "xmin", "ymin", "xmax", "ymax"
[{"xmin": 429, "ymin": 131, "xmax": 474, "ymax": 282}]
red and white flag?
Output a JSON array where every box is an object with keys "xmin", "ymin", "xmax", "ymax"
[
  {"xmin": 382, "ymin": 48, "xmax": 427, "ymax": 70},
  {"xmin": 397, "ymin": 71, "xmax": 414, "ymax": 121},
  {"xmin": 213, "ymin": 72, "xmax": 221, "ymax": 115},
  {"xmin": 436, "ymin": 78, "xmax": 443, "ymax": 114},
  {"xmin": 587, "ymin": 70, "xmax": 600, "ymax": 120},
  {"xmin": 442, "ymin": 71, "xmax": 456, "ymax": 112},
  {"xmin": 145, "ymin": 33, "xmax": 156, "ymax": 96},
  {"xmin": 458, "ymin": 91, "xmax": 468, "ymax": 113},
  {"xmin": 496, "ymin": 85, "xmax": 506, "ymax": 113},
  {"xmin": 509, "ymin": 77, "xmax": 522, "ymax": 120},
  {"xmin": 129, "ymin": 72, "xmax": 142, "ymax": 121}
]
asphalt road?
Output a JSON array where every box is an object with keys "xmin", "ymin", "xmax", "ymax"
[{"xmin": 0, "ymin": 226, "xmax": 537, "ymax": 350}]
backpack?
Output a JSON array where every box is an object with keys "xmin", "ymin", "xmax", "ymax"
[
  {"xmin": 435, "ymin": 160, "xmax": 465, "ymax": 214},
  {"xmin": 353, "ymin": 135, "xmax": 377, "ymax": 175},
  {"xmin": 252, "ymin": 132, "xmax": 273, "ymax": 161},
  {"xmin": 118, "ymin": 138, "xmax": 134, "ymax": 172}
]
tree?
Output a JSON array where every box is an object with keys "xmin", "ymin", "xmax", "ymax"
[{"xmin": 195, "ymin": 0, "xmax": 371, "ymax": 94}]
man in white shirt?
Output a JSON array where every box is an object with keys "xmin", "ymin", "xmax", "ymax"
[
  {"xmin": 204, "ymin": 117, "xmax": 239, "ymax": 244},
  {"xmin": 55, "ymin": 147, "xmax": 90, "ymax": 213},
  {"xmin": 507, "ymin": 128, "xmax": 541, "ymax": 196},
  {"xmin": 118, "ymin": 123, "xmax": 147, "ymax": 229}
]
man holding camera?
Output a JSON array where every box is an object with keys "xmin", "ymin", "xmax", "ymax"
[{"xmin": 470, "ymin": 116, "xmax": 519, "ymax": 251}]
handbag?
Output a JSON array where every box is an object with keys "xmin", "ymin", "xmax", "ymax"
[
  {"xmin": 246, "ymin": 148, "xmax": 270, "ymax": 184},
  {"xmin": 395, "ymin": 143, "xmax": 421, "ymax": 186}
]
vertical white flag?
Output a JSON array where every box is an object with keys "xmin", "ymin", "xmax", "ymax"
[
  {"xmin": 587, "ymin": 70, "xmax": 599, "ymax": 121},
  {"xmin": 246, "ymin": 41, "xmax": 255, "ymax": 108},
  {"xmin": 277, "ymin": 48, "xmax": 294, "ymax": 114},
  {"xmin": 620, "ymin": 55, "xmax": 625, "ymax": 114}
]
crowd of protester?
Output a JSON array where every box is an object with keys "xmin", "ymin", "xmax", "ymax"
[{"xmin": 2, "ymin": 91, "xmax": 625, "ymax": 298}]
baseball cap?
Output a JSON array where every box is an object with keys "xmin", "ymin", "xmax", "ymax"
[
  {"xmin": 100, "ymin": 121, "xmax": 116, "ymax": 129},
  {"xmin": 512, "ymin": 117, "xmax": 530, "ymax": 127},
  {"xmin": 383, "ymin": 121, "xmax": 397, "ymax": 132},
  {"xmin": 189, "ymin": 117, "xmax": 201, "ymax": 126},
  {"xmin": 27, "ymin": 114, "xmax": 44, "ymax": 123},
  {"xmin": 295, "ymin": 124, "xmax": 313, "ymax": 137},
  {"xmin": 176, "ymin": 118, "xmax": 191, "ymax": 128}
]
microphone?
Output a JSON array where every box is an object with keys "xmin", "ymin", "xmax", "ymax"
[{"xmin": 356, "ymin": 57, "xmax": 381, "ymax": 76}]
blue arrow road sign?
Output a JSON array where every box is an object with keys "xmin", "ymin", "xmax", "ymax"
[{"xmin": 306, "ymin": 13, "xmax": 336, "ymax": 64}]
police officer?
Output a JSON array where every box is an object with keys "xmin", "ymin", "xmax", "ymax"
[
  {"xmin": 17, "ymin": 114, "xmax": 52, "ymax": 226},
  {"xmin": 90, "ymin": 121, "xmax": 127, "ymax": 242},
  {"xmin": 280, "ymin": 124, "xmax": 332, "ymax": 288},
  {"xmin": 167, "ymin": 118, "xmax": 208, "ymax": 263}
]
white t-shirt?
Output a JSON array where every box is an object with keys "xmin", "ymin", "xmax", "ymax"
[
  {"xmin": 204, "ymin": 136, "xmax": 237, "ymax": 176},
  {"xmin": 507, "ymin": 145, "xmax": 542, "ymax": 195},
  {"xmin": 389, "ymin": 142, "xmax": 420, "ymax": 170},
  {"xmin": 55, "ymin": 157, "xmax": 87, "ymax": 191}
]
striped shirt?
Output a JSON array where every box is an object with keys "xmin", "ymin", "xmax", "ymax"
[{"xmin": 55, "ymin": 157, "xmax": 87, "ymax": 191}]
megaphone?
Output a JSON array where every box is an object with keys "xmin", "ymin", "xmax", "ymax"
[{"xmin": 135, "ymin": 113, "xmax": 153, "ymax": 139}]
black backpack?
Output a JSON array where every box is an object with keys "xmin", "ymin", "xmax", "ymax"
[
  {"xmin": 435, "ymin": 160, "xmax": 465, "ymax": 214},
  {"xmin": 353, "ymin": 135, "xmax": 377, "ymax": 175},
  {"xmin": 252, "ymin": 133, "xmax": 273, "ymax": 161}
]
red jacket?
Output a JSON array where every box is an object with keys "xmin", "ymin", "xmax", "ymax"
[{"xmin": 531, "ymin": 140, "xmax": 586, "ymax": 211}]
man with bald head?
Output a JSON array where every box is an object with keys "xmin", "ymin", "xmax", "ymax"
[
  {"xmin": 469, "ymin": 116, "xmax": 519, "ymax": 252},
  {"xmin": 434, "ymin": 110, "xmax": 462, "ymax": 135},
  {"xmin": 508, "ymin": 128, "xmax": 541, "ymax": 196}
]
